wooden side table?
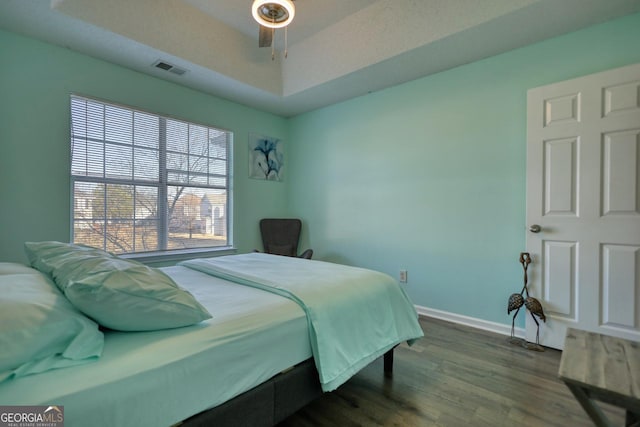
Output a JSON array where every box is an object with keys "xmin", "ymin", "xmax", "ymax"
[{"xmin": 558, "ymin": 328, "xmax": 640, "ymax": 427}]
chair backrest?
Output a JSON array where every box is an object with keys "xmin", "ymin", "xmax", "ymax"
[{"xmin": 259, "ymin": 218, "xmax": 302, "ymax": 257}]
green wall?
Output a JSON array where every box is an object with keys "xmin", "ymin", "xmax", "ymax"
[
  {"xmin": 287, "ymin": 12, "xmax": 640, "ymax": 325},
  {"xmin": 0, "ymin": 29, "xmax": 289, "ymax": 264}
]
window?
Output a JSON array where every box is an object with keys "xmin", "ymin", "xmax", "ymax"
[{"xmin": 70, "ymin": 95, "xmax": 232, "ymax": 255}]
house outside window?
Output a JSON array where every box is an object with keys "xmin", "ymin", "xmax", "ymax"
[{"xmin": 70, "ymin": 95, "xmax": 232, "ymax": 255}]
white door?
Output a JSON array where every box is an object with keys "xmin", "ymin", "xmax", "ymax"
[{"xmin": 526, "ymin": 63, "xmax": 640, "ymax": 349}]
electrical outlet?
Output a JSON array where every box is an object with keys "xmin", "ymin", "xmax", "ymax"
[{"xmin": 399, "ymin": 270, "xmax": 407, "ymax": 283}]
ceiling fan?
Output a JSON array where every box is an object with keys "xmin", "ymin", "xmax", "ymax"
[{"xmin": 251, "ymin": 0, "xmax": 296, "ymax": 59}]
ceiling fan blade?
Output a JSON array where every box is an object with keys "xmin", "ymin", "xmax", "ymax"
[{"xmin": 258, "ymin": 25, "xmax": 272, "ymax": 47}]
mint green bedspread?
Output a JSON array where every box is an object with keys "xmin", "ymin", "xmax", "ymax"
[{"xmin": 180, "ymin": 253, "xmax": 424, "ymax": 391}]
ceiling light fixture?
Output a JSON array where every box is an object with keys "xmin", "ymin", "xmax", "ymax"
[
  {"xmin": 252, "ymin": 0, "xmax": 295, "ymax": 28},
  {"xmin": 251, "ymin": 0, "xmax": 295, "ymax": 60}
]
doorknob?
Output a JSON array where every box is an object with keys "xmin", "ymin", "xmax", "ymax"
[{"xmin": 529, "ymin": 224, "xmax": 542, "ymax": 233}]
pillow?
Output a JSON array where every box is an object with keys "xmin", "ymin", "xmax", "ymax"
[
  {"xmin": 0, "ymin": 262, "xmax": 37, "ymax": 275},
  {"xmin": 24, "ymin": 240, "xmax": 112, "ymax": 276},
  {"xmin": 0, "ymin": 263, "xmax": 104, "ymax": 383},
  {"xmin": 24, "ymin": 242, "xmax": 212, "ymax": 331}
]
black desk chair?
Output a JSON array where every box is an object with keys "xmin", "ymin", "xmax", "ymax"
[{"xmin": 258, "ymin": 218, "xmax": 313, "ymax": 259}]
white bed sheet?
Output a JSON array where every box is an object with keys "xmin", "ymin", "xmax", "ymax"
[{"xmin": 0, "ymin": 266, "xmax": 311, "ymax": 427}]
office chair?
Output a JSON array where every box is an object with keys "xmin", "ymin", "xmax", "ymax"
[{"xmin": 258, "ymin": 218, "xmax": 313, "ymax": 259}]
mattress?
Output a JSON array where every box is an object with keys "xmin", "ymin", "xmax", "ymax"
[{"xmin": 0, "ymin": 266, "xmax": 311, "ymax": 427}]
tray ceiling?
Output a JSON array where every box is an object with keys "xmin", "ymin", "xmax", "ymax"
[{"xmin": 1, "ymin": 0, "xmax": 639, "ymax": 116}]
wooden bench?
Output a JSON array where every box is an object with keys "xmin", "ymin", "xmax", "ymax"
[{"xmin": 559, "ymin": 328, "xmax": 640, "ymax": 427}]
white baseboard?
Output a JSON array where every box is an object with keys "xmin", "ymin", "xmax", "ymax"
[{"xmin": 415, "ymin": 305, "xmax": 525, "ymax": 339}]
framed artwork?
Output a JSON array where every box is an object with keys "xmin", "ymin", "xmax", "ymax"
[{"xmin": 249, "ymin": 133, "xmax": 284, "ymax": 181}]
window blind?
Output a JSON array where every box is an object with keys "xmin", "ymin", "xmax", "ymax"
[{"xmin": 70, "ymin": 95, "xmax": 232, "ymax": 254}]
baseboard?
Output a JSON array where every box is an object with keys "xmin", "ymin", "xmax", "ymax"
[{"xmin": 415, "ymin": 305, "xmax": 525, "ymax": 339}]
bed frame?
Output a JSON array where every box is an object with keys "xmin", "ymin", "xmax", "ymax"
[{"xmin": 181, "ymin": 349, "xmax": 395, "ymax": 426}]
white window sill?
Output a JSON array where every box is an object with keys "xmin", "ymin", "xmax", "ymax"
[{"xmin": 121, "ymin": 246, "xmax": 238, "ymax": 266}]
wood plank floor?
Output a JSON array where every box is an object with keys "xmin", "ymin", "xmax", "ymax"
[{"xmin": 278, "ymin": 317, "xmax": 625, "ymax": 427}]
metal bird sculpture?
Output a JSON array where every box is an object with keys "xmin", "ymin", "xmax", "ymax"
[
  {"xmin": 524, "ymin": 296, "xmax": 546, "ymax": 345},
  {"xmin": 520, "ymin": 251, "xmax": 547, "ymax": 346},
  {"xmin": 519, "ymin": 252, "xmax": 531, "ymax": 284},
  {"xmin": 507, "ymin": 293, "xmax": 524, "ymax": 339},
  {"xmin": 506, "ymin": 252, "xmax": 546, "ymax": 350},
  {"xmin": 507, "ymin": 253, "xmax": 531, "ymax": 340}
]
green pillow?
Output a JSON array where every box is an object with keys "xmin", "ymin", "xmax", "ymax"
[
  {"xmin": 24, "ymin": 242, "xmax": 212, "ymax": 331},
  {"xmin": 0, "ymin": 262, "xmax": 37, "ymax": 275},
  {"xmin": 24, "ymin": 240, "xmax": 111, "ymax": 276},
  {"xmin": 0, "ymin": 263, "xmax": 104, "ymax": 383}
]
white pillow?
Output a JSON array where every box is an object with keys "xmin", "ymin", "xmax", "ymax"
[
  {"xmin": 0, "ymin": 263, "xmax": 104, "ymax": 383},
  {"xmin": 25, "ymin": 242, "xmax": 212, "ymax": 331}
]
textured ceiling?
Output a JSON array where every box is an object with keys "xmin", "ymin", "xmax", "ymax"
[{"xmin": 1, "ymin": 0, "xmax": 640, "ymax": 117}]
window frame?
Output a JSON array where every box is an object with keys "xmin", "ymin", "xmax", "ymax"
[{"xmin": 69, "ymin": 94, "xmax": 234, "ymax": 259}]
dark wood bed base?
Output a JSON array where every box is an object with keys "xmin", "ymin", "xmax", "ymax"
[{"xmin": 181, "ymin": 348, "xmax": 395, "ymax": 427}]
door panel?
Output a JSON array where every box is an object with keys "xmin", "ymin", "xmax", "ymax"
[
  {"xmin": 526, "ymin": 63, "xmax": 640, "ymax": 349},
  {"xmin": 601, "ymin": 244, "xmax": 640, "ymax": 329},
  {"xmin": 602, "ymin": 130, "xmax": 640, "ymax": 215},
  {"xmin": 542, "ymin": 240, "xmax": 576, "ymax": 318},
  {"xmin": 544, "ymin": 138, "xmax": 578, "ymax": 216}
]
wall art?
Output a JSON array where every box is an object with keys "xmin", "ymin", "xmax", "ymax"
[{"xmin": 249, "ymin": 133, "xmax": 284, "ymax": 181}]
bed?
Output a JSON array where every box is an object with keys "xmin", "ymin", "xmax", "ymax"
[{"xmin": 0, "ymin": 243, "xmax": 423, "ymax": 427}]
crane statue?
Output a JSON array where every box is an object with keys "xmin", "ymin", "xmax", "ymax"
[
  {"xmin": 507, "ymin": 252, "xmax": 546, "ymax": 351},
  {"xmin": 507, "ymin": 252, "xmax": 529, "ymax": 340}
]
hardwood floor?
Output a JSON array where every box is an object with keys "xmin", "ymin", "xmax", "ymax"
[{"xmin": 278, "ymin": 317, "xmax": 625, "ymax": 427}]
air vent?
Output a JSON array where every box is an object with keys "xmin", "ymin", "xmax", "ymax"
[
  {"xmin": 152, "ymin": 60, "xmax": 187, "ymax": 76},
  {"xmin": 169, "ymin": 67, "xmax": 186, "ymax": 76}
]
